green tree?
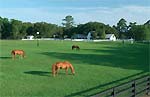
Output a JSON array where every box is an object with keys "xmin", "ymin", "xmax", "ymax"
[
  {"xmin": 75, "ymin": 22, "xmax": 107, "ymax": 39},
  {"xmin": 62, "ymin": 15, "xmax": 75, "ymax": 37},
  {"xmin": 62, "ymin": 15, "xmax": 74, "ymax": 29},
  {"xmin": 0, "ymin": 17, "xmax": 11, "ymax": 39},
  {"xmin": 128, "ymin": 22, "xmax": 137, "ymax": 39},
  {"xmin": 130, "ymin": 25, "xmax": 150, "ymax": 41},
  {"xmin": 10, "ymin": 19, "xmax": 23, "ymax": 39},
  {"xmin": 116, "ymin": 18, "xmax": 128, "ymax": 39},
  {"xmin": 144, "ymin": 25, "xmax": 150, "ymax": 40},
  {"xmin": 33, "ymin": 22, "xmax": 58, "ymax": 38},
  {"xmin": 99, "ymin": 26, "xmax": 106, "ymax": 39}
]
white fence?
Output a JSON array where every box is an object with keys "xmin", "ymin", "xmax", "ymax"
[{"xmin": 22, "ymin": 38, "xmax": 116, "ymax": 42}]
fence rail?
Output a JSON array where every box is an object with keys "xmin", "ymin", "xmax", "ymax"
[{"xmin": 91, "ymin": 74, "xmax": 150, "ymax": 97}]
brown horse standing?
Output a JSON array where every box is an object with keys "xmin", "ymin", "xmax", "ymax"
[
  {"xmin": 72, "ymin": 45, "xmax": 80, "ymax": 50},
  {"xmin": 11, "ymin": 50, "xmax": 25, "ymax": 59},
  {"xmin": 52, "ymin": 61, "xmax": 75, "ymax": 77}
]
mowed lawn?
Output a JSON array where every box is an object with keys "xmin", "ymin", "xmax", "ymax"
[{"xmin": 0, "ymin": 40, "xmax": 149, "ymax": 97}]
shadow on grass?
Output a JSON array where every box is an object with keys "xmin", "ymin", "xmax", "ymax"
[
  {"xmin": 24, "ymin": 71, "xmax": 51, "ymax": 77},
  {"xmin": 24, "ymin": 71, "xmax": 72, "ymax": 77},
  {"xmin": 39, "ymin": 44, "xmax": 149, "ymax": 96},
  {"xmin": 40, "ymin": 49, "xmax": 148, "ymax": 72},
  {"xmin": 0, "ymin": 56, "xmax": 12, "ymax": 59},
  {"xmin": 65, "ymin": 71, "xmax": 149, "ymax": 97},
  {"xmin": 39, "ymin": 42, "xmax": 149, "ymax": 71}
]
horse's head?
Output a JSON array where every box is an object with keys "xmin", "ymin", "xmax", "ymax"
[
  {"xmin": 68, "ymin": 63, "xmax": 75, "ymax": 75},
  {"xmin": 77, "ymin": 46, "xmax": 80, "ymax": 50}
]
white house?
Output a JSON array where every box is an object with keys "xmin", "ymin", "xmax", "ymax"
[
  {"xmin": 26, "ymin": 35, "xmax": 34, "ymax": 40},
  {"xmin": 22, "ymin": 35, "xmax": 34, "ymax": 40},
  {"xmin": 105, "ymin": 34, "xmax": 116, "ymax": 41}
]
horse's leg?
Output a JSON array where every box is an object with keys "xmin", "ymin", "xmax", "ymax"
[
  {"xmin": 56, "ymin": 67, "xmax": 60, "ymax": 75},
  {"xmin": 55, "ymin": 68, "xmax": 57, "ymax": 75},
  {"xmin": 12, "ymin": 55, "xmax": 15, "ymax": 59},
  {"xmin": 65, "ymin": 68, "xmax": 68, "ymax": 75},
  {"xmin": 21, "ymin": 54, "xmax": 24, "ymax": 59},
  {"xmin": 13, "ymin": 54, "xmax": 16, "ymax": 59},
  {"xmin": 12, "ymin": 54, "xmax": 14, "ymax": 59},
  {"xmin": 23, "ymin": 54, "xmax": 25, "ymax": 58},
  {"xmin": 53, "ymin": 70, "xmax": 56, "ymax": 77},
  {"xmin": 20, "ymin": 55, "xmax": 22, "ymax": 59}
]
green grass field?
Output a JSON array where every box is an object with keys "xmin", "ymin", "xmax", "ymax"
[{"xmin": 0, "ymin": 40, "xmax": 149, "ymax": 97}]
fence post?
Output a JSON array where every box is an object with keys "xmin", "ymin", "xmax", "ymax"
[
  {"xmin": 132, "ymin": 81, "xmax": 136, "ymax": 97},
  {"xmin": 146, "ymin": 76, "xmax": 150, "ymax": 95},
  {"xmin": 111, "ymin": 88, "xmax": 115, "ymax": 97}
]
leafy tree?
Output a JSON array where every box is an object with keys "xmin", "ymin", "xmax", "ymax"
[
  {"xmin": 0, "ymin": 16, "xmax": 149, "ymax": 41},
  {"xmin": 99, "ymin": 26, "xmax": 106, "ymax": 39},
  {"xmin": 116, "ymin": 18, "xmax": 128, "ymax": 39},
  {"xmin": 53, "ymin": 26, "xmax": 64, "ymax": 38},
  {"xmin": 129, "ymin": 25, "xmax": 150, "ymax": 41},
  {"xmin": 0, "ymin": 17, "xmax": 11, "ymax": 39},
  {"xmin": 33, "ymin": 22, "xmax": 59, "ymax": 38},
  {"xmin": 74, "ymin": 22, "xmax": 107, "ymax": 39},
  {"xmin": 10, "ymin": 19, "xmax": 23, "ymax": 39},
  {"xmin": 22, "ymin": 22, "xmax": 34, "ymax": 36},
  {"xmin": 128, "ymin": 22, "xmax": 137, "ymax": 39},
  {"xmin": 144, "ymin": 25, "xmax": 150, "ymax": 40},
  {"xmin": 62, "ymin": 15, "xmax": 75, "ymax": 37},
  {"xmin": 62, "ymin": 15, "xmax": 74, "ymax": 29}
]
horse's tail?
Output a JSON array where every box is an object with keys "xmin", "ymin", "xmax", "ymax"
[
  {"xmin": 72, "ymin": 46, "xmax": 74, "ymax": 50},
  {"xmin": 69, "ymin": 63, "xmax": 75, "ymax": 75},
  {"xmin": 52, "ymin": 64, "xmax": 56, "ymax": 77},
  {"xmin": 77, "ymin": 46, "xmax": 80, "ymax": 50},
  {"xmin": 11, "ymin": 50, "xmax": 14, "ymax": 55}
]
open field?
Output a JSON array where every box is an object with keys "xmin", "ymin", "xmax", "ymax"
[{"xmin": 0, "ymin": 40, "xmax": 149, "ymax": 97}]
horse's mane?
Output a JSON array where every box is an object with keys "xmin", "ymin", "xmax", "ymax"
[{"xmin": 64, "ymin": 61, "xmax": 75, "ymax": 74}]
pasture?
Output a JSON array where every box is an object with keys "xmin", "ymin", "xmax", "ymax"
[{"xmin": 0, "ymin": 40, "xmax": 149, "ymax": 97}]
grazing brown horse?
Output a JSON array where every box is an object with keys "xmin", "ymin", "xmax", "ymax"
[
  {"xmin": 72, "ymin": 45, "xmax": 80, "ymax": 50},
  {"xmin": 52, "ymin": 61, "xmax": 75, "ymax": 77},
  {"xmin": 11, "ymin": 50, "xmax": 25, "ymax": 59}
]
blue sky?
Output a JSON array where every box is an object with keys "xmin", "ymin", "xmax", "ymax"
[{"xmin": 0, "ymin": 0, "xmax": 150, "ymax": 26}]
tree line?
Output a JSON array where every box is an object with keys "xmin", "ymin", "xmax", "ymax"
[{"xmin": 0, "ymin": 16, "xmax": 150, "ymax": 41}]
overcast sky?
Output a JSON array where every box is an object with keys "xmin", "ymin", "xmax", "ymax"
[{"xmin": 0, "ymin": 0, "xmax": 150, "ymax": 26}]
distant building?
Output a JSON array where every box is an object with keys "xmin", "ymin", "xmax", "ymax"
[
  {"xmin": 105, "ymin": 34, "xmax": 116, "ymax": 41},
  {"xmin": 26, "ymin": 35, "xmax": 34, "ymax": 40},
  {"xmin": 22, "ymin": 35, "xmax": 34, "ymax": 40}
]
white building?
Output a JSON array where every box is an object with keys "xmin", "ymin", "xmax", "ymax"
[
  {"xmin": 105, "ymin": 34, "xmax": 116, "ymax": 41},
  {"xmin": 22, "ymin": 35, "xmax": 34, "ymax": 40},
  {"xmin": 26, "ymin": 35, "xmax": 34, "ymax": 40}
]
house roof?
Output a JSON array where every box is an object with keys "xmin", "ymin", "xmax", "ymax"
[{"xmin": 27, "ymin": 35, "xmax": 34, "ymax": 37}]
